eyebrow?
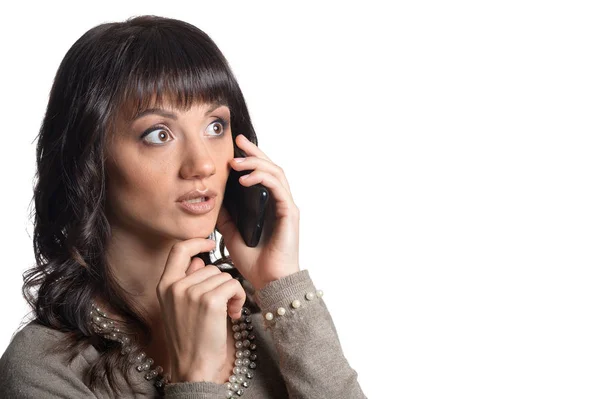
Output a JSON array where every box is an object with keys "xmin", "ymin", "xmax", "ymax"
[{"xmin": 131, "ymin": 103, "xmax": 228, "ymax": 122}]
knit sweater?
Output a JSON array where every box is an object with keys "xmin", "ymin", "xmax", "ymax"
[{"xmin": 0, "ymin": 269, "xmax": 367, "ymax": 398}]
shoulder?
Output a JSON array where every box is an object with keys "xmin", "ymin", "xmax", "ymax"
[
  {"xmin": 6, "ymin": 320, "xmax": 65, "ymax": 345},
  {"xmin": 1, "ymin": 321, "xmax": 73, "ymax": 363},
  {"xmin": 0, "ymin": 321, "xmax": 95, "ymax": 397}
]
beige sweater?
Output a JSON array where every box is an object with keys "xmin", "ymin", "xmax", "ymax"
[{"xmin": 0, "ymin": 269, "xmax": 367, "ymax": 398}]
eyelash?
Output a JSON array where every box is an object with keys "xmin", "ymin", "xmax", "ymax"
[{"xmin": 139, "ymin": 117, "xmax": 229, "ymax": 145}]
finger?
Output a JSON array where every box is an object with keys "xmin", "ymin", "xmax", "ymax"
[
  {"xmin": 185, "ymin": 257, "xmax": 206, "ymax": 276},
  {"xmin": 159, "ymin": 238, "xmax": 216, "ymax": 287},
  {"xmin": 205, "ymin": 278, "xmax": 247, "ymax": 319},
  {"xmin": 235, "ymin": 134, "xmax": 272, "ymax": 162},
  {"xmin": 187, "ymin": 272, "xmax": 234, "ymax": 302},
  {"xmin": 177, "ymin": 264, "xmax": 223, "ymax": 291},
  {"xmin": 237, "ymin": 170, "xmax": 297, "ymax": 214},
  {"xmin": 229, "ymin": 156, "xmax": 291, "ymax": 194}
]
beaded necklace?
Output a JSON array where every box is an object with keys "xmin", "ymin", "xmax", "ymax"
[{"xmin": 89, "ymin": 302, "xmax": 258, "ymax": 397}]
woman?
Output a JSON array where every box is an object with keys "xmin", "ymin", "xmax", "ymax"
[{"xmin": 0, "ymin": 15, "xmax": 366, "ymax": 399}]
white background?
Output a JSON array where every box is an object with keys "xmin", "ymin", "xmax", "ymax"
[{"xmin": 1, "ymin": 1, "xmax": 599, "ymax": 398}]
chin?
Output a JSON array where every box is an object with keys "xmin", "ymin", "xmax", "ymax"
[{"xmin": 174, "ymin": 223, "xmax": 217, "ymax": 240}]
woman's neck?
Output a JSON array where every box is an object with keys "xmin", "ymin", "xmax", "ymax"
[{"xmin": 92, "ymin": 294, "xmax": 172, "ymax": 377}]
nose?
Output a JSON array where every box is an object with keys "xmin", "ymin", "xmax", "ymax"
[{"xmin": 179, "ymin": 136, "xmax": 217, "ymax": 180}]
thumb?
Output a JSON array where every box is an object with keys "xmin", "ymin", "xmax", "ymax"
[
  {"xmin": 216, "ymin": 204, "xmax": 248, "ymax": 259},
  {"xmin": 216, "ymin": 205, "xmax": 235, "ymax": 242}
]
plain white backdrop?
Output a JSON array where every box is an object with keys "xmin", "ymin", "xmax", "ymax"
[{"xmin": 1, "ymin": 1, "xmax": 599, "ymax": 398}]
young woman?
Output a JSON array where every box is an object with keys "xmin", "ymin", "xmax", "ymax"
[{"xmin": 0, "ymin": 15, "xmax": 366, "ymax": 398}]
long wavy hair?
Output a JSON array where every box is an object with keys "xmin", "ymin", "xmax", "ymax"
[{"xmin": 21, "ymin": 15, "xmax": 259, "ymax": 396}]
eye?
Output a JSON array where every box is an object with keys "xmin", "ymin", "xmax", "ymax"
[
  {"xmin": 141, "ymin": 125, "xmax": 173, "ymax": 145},
  {"xmin": 207, "ymin": 118, "xmax": 228, "ymax": 137},
  {"xmin": 140, "ymin": 117, "xmax": 228, "ymax": 146}
]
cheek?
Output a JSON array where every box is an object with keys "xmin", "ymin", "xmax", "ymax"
[{"xmin": 106, "ymin": 155, "xmax": 169, "ymax": 213}]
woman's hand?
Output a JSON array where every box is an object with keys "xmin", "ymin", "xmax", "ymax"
[
  {"xmin": 156, "ymin": 238, "xmax": 246, "ymax": 383},
  {"xmin": 216, "ymin": 134, "xmax": 300, "ymax": 291}
]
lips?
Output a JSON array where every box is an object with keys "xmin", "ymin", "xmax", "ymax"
[{"xmin": 176, "ymin": 188, "xmax": 217, "ymax": 202}]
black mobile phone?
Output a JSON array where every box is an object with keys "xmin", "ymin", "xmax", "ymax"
[{"xmin": 221, "ymin": 138, "xmax": 275, "ymax": 247}]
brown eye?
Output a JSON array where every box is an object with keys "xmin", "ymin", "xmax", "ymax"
[
  {"xmin": 207, "ymin": 118, "xmax": 228, "ymax": 137},
  {"xmin": 141, "ymin": 126, "xmax": 173, "ymax": 145}
]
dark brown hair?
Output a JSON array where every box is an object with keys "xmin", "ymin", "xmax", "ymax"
[{"xmin": 22, "ymin": 15, "xmax": 259, "ymax": 396}]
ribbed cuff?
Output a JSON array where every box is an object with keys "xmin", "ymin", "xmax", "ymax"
[{"xmin": 253, "ymin": 269, "xmax": 316, "ymax": 311}]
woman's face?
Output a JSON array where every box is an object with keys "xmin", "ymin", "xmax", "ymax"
[{"xmin": 104, "ymin": 99, "xmax": 234, "ymax": 242}]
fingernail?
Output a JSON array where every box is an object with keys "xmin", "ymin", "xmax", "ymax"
[
  {"xmin": 233, "ymin": 158, "xmax": 245, "ymax": 163},
  {"xmin": 238, "ymin": 134, "xmax": 248, "ymax": 142}
]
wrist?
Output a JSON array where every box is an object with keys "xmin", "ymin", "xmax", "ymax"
[{"xmin": 254, "ymin": 267, "xmax": 301, "ymax": 291}]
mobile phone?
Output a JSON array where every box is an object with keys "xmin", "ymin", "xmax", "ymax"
[
  {"xmin": 222, "ymin": 168, "xmax": 271, "ymax": 247},
  {"xmin": 221, "ymin": 136, "xmax": 275, "ymax": 247}
]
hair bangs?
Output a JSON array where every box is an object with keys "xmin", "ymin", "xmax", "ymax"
[{"xmin": 114, "ymin": 28, "xmax": 232, "ymax": 123}]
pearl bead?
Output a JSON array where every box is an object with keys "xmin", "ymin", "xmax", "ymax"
[
  {"xmin": 316, "ymin": 289, "xmax": 324, "ymax": 297},
  {"xmin": 277, "ymin": 307, "xmax": 286, "ymax": 316},
  {"xmin": 291, "ymin": 299, "xmax": 301, "ymax": 308},
  {"xmin": 264, "ymin": 312, "xmax": 273, "ymax": 320},
  {"xmin": 305, "ymin": 292, "xmax": 315, "ymax": 300}
]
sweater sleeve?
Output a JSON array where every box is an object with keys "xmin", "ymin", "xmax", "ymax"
[{"xmin": 252, "ymin": 269, "xmax": 367, "ymax": 399}]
